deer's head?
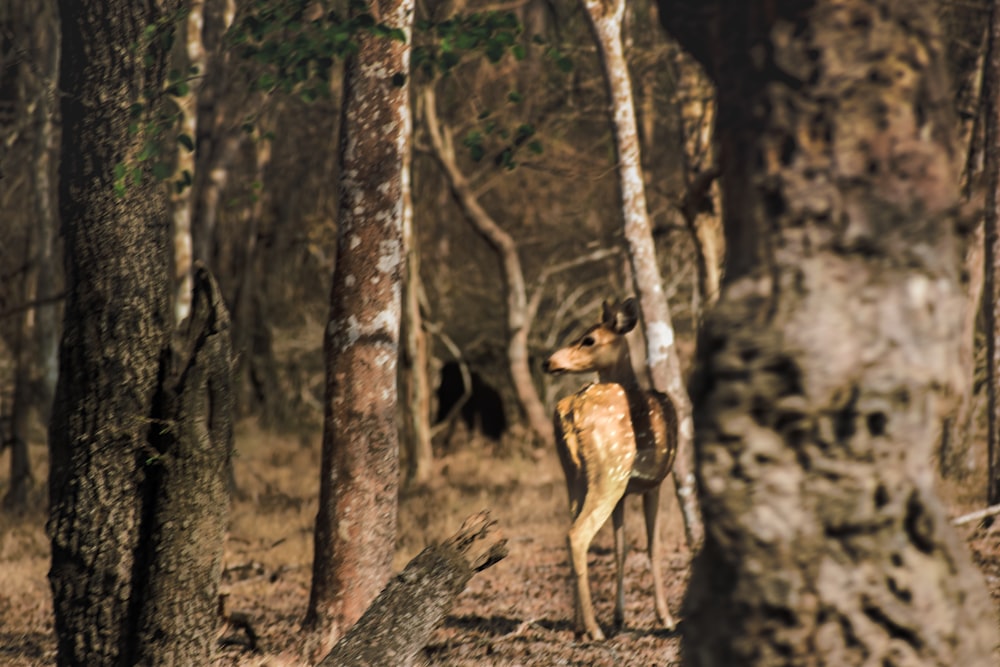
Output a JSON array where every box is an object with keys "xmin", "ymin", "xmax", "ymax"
[{"xmin": 543, "ymin": 298, "xmax": 638, "ymax": 378}]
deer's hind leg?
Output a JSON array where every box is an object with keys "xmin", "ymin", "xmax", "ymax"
[{"xmin": 642, "ymin": 485, "xmax": 676, "ymax": 631}]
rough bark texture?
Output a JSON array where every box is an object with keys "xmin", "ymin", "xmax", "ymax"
[
  {"xmin": 306, "ymin": 0, "xmax": 413, "ymax": 645},
  {"xmin": 319, "ymin": 512, "xmax": 509, "ymax": 667},
  {"xmin": 658, "ymin": 1, "xmax": 1000, "ymax": 664},
  {"xmin": 135, "ymin": 265, "xmax": 233, "ymax": 665},
  {"xmin": 583, "ymin": 0, "xmax": 703, "ymax": 549},
  {"xmin": 986, "ymin": 0, "xmax": 1000, "ymax": 505},
  {"xmin": 422, "ymin": 87, "xmax": 554, "ymax": 449},
  {"xmin": 49, "ymin": 2, "xmax": 176, "ymax": 664}
]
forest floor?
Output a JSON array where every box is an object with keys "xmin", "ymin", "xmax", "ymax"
[{"xmin": 2, "ymin": 418, "xmax": 1000, "ymax": 666}]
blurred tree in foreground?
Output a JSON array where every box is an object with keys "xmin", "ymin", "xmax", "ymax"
[{"xmin": 659, "ymin": 0, "xmax": 999, "ymax": 664}]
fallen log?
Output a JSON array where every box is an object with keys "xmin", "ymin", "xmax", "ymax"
[{"xmin": 318, "ymin": 510, "xmax": 509, "ymax": 667}]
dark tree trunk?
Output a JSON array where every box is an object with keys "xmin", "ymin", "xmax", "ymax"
[
  {"xmin": 305, "ymin": 0, "xmax": 414, "ymax": 647},
  {"xmin": 135, "ymin": 266, "xmax": 233, "ymax": 664},
  {"xmin": 659, "ymin": 1, "xmax": 999, "ymax": 664},
  {"xmin": 985, "ymin": 0, "xmax": 1000, "ymax": 506},
  {"xmin": 49, "ymin": 2, "xmax": 176, "ymax": 662},
  {"xmin": 50, "ymin": 2, "xmax": 231, "ymax": 664},
  {"xmin": 318, "ymin": 512, "xmax": 508, "ymax": 667}
]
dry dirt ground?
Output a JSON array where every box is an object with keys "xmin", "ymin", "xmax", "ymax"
[{"xmin": 2, "ymin": 419, "xmax": 1000, "ymax": 666}]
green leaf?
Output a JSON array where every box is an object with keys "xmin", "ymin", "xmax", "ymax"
[
  {"xmin": 528, "ymin": 140, "xmax": 543, "ymax": 155},
  {"xmin": 507, "ymin": 90, "xmax": 523, "ymax": 103},
  {"xmin": 151, "ymin": 161, "xmax": 172, "ymax": 181}
]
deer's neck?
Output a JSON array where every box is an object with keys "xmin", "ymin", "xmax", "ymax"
[{"xmin": 596, "ymin": 351, "xmax": 643, "ymax": 398}]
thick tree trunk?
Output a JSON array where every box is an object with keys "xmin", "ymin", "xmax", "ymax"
[
  {"xmin": 318, "ymin": 512, "xmax": 508, "ymax": 666},
  {"xmin": 422, "ymin": 87, "xmax": 554, "ymax": 449},
  {"xmin": 660, "ymin": 1, "xmax": 999, "ymax": 664},
  {"xmin": 49, "ymin": 1, "xmax": 176, "ymax": 663},
  {"xmin": 582, "ymin": 0, "xmax": 703, "ymax": 550},
  {"xmin": 306, "ymin": 0, "xmax": 413, "ymax": 647},
  {"xmin": 986, "ymin": 0, "xmax": 1000, "ymax": 505},
  {"xmin": 135, "ymin": 266, "xmax": 233, "ymax": 664}
]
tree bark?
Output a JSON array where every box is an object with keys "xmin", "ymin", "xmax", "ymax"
[
  {"xmin": 305, "ymin": 0, "xmax": 414, "ymax": 647},
  {"xmin": 49, "ymin": 1, "xmax": 177, "ymax": 663},
  {"xmin": 318, "ymin": 511, "xmax": 508, "ymax": 667},
  {"xmin": 422, "ymin": 86, "xmax": 554, "ymax": 449},
  {"xmin": 582, "ymin": 0, "xmax": 703, "ymax": 550},
  {"xmin": 659, "ymin": 1, "xmax": 999, "ymax": 664},
  {"xmin": 50, "ymin": 2, "xmax": 231, "ymax": 664},
  {"xmin": 986, "ymin": 0, "xmax": 1000, "ymax": 505},
  {"xmin": 135, "ymin": 265, "xmax": 233, "ymax": 665}
]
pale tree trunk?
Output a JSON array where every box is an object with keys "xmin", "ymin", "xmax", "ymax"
[
  {"xmin": 670, "ymin": 43, "xmax": 722, "ymax": 311},
  {"xmin": 582, "ymin": 0, "xmax": 703, "ymax": 550},
  {"xmin": 193, "ymin": 0, "xmax": 238, "ymax": 268},
  {"xmin": 305, "ymin": 0, "xmax": 413, "ymax": 653},
  {"xmin": 660, "ymin": 0, "xmax": 999, "ymax": 664},
  {"xmin": 171, "ymin": 0, "xmax": 206, "ymax": 325},
  {"xmin": 422, "ymin": 87, "xmax": 554, "ymax": 449},
  {"xmin": 401, "ymin": 170, "xmax": 434, "ymax": 486},
  {"xmin": 986, "ymin": 0, "xmax": 1000, "ymax": 505}
]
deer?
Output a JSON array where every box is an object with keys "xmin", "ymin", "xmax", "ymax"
[{"xmin": 542, "ymin": 297, "xmax": 678, "ymax": 641}]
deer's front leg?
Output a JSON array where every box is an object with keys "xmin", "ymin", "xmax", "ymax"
[{"xmin": 612, "ymin": 497, "xmax": 627, "ymax": 631}]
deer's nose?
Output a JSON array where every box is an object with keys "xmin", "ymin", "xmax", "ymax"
[{"xmin": 542, "ymin": 358, "xmax": 553, "ymax": 373}]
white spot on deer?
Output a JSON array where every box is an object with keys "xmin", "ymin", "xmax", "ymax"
[
  {"xmin": 343, "ymin": 315, "xmax": 361, "ymax": 346},
  {"xmin": 345, "ymin": 275, "xmax": 356, "ymax": 287},
  {"xmin": 350, "ymin": 234, "xmax": 362, "ymax": 250}
]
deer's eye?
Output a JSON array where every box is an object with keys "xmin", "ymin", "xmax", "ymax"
[{"xmin": 580, "ymin": 336, "xmax": 596, "ymax": 347}]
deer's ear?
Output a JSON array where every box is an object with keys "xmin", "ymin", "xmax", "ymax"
[
  {"xmin": 601, "ymin": 299, "xmax": 616, "ymax": 326},
  {"xmin": 612, "ymin": 298, "xmax": 638, "ymax": 334}
]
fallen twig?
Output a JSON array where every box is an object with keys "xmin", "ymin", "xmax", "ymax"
[{"xmin": 953, "ymin": 503, "xmax": 1000, "ymax": 526}]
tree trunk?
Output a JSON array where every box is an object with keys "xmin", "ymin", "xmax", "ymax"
[
  {"xmin": 171, "ymin": 0, "xmax": 206, "ymax": 325},
  {"xmin": 582, "ymin": 0, "xmax": 703, "ymax": 550},
  {"xmin": 401, "ymin": 176, "xmax": 434, "ymax": 486},
  {"xmin": 318, "ymin": 511, "xmax": 508, "ymax": 667},
  {"xmin": 305, "ymin": 0, "xmax": 413, "ymax": 647},
  {"xmin": 659, "ymin": 1, "xmax": 999, "ymax": 664},
  {"xmin": 135, "ymin": 265, "xmax": 234, "ymax": 665},
  {"xmin": 422, "ymin": 86, "xmax": 554, "ymax": 449},
  {"xmin": 986, "ymin": 0, "xmax": 1000, "ymax": 505},
  {"xmin": 51, "ymin": 2, "xmax": 231, "ymax": 663},
  {"xmin": 49, "ymin": 1, "xmax": 177, "ymax": 663}
]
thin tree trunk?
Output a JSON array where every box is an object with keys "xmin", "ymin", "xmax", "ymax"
[
  {"xmin": 422, "ymin": 86, "xmax": 554, "ymax": 449},
  {"xmin": 171, "ymin": 0, "xmax": 206, "ymax": 325},
  {"xmin": 305, "ymin": 0, "xmax": 414, "ymax": 650},
  {"xmin": 582, "ymin": 0, "xmax": 703, "ymax": 550},
  {"xmin": 401, "ymin": 177, "xmax": 434, "ymax": 486},
  {"xmin": 985, "ymin": 0, "xmax": 1000, "ymax": 505}
]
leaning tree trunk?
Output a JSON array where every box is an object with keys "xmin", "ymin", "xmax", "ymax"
[
  {"xmin": 986, "ymin": 0, "xmax": 1000, "ymax": 505},
  {"xmin": 318, "ymin": 512, "xmax": 508, "ymax": 666},
  {"xmin": 305, "ymin": 0, "xmax": 413, "ymax": 650},
  {"xmin": 660, "ymin": 0, "xmax": 999, "ymax": 664},
  {"xmin": 582, "ymin": 0, "xmax": 703, "ymax": 549}
]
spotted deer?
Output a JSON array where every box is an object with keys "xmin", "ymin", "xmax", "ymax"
[{"xmin": 542, "ymin": 297, "xmax": 678, "ymax": 641}]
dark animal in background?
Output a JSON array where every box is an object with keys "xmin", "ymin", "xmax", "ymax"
[{"xmin": 435, "ymin": 361, "xmax": 507, "ymax": 442}]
